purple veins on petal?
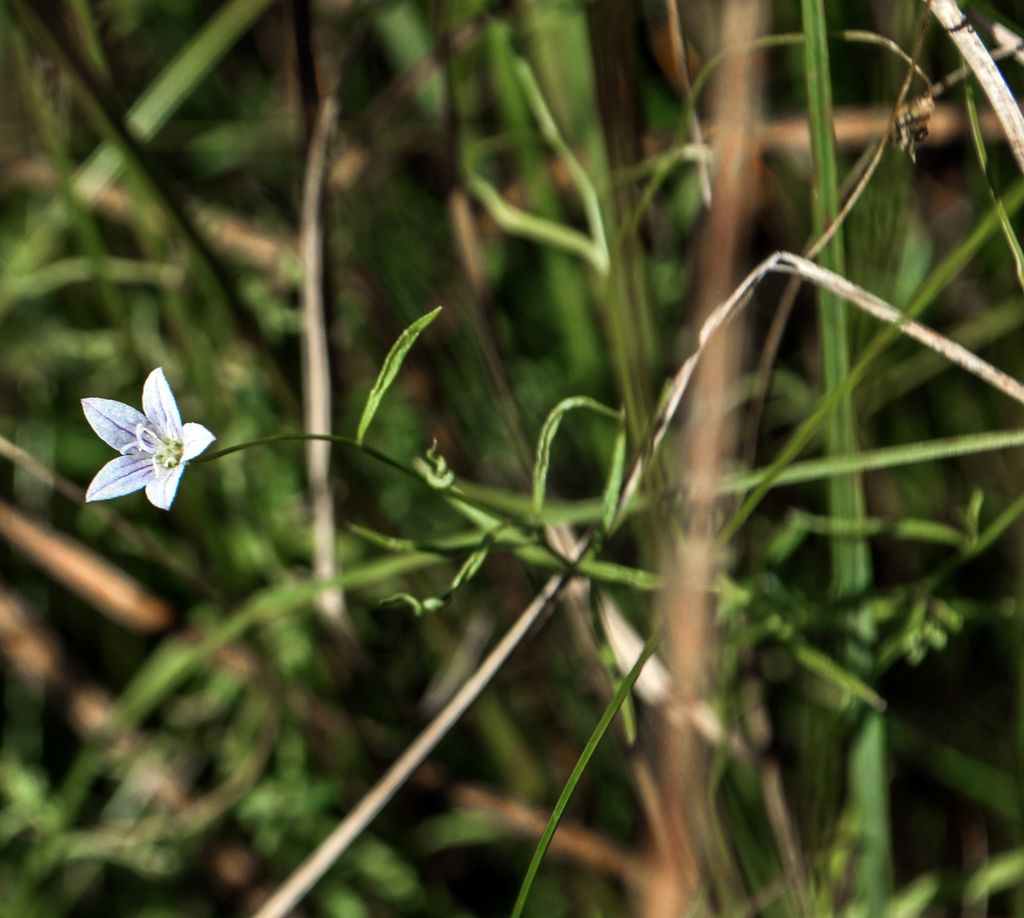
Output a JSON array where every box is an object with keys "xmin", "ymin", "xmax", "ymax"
[
  {"xmin": 86, "ymin": 454, "xmax": 155, "ymax": 502},
  {"xmin": 82, "ymin": 398, "xmax": 150, "ymax": 453},
  {"xmin": 83, "ymin": 367, "xmax": 214, "ymax": 509},
  {"xmin": 142, "ymin": 367, "xmax": 182, "ymax": 439},
  {"xmin": 145, "ymin": 467, "xmax": 185, "ymax": 510}
]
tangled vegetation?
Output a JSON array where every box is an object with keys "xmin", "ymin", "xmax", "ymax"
[{"xmin": 4, "ymin": 0, "xmax": 1024, "ymax": 916}]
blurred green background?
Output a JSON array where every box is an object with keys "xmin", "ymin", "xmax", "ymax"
[{"xmin": 4, "ymin": 0, "xmax": 1024, "ymax": 915}]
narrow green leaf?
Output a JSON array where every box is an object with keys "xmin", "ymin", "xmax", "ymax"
[
  {"xmin": 464, "ymin": 172, "xmax": 603, "ymax": 271},
  {"xmin": 574, "ymin": 558, "xmax": 661, "ymax": 591},
  {"xmin": 965, "ymin": 848, "xmax": 1024, "ymax": 904},
  {"xmin": 889, "ymin": 720, "xmax": 1018, "ymax": 818},
  {"xmin": 443, "ymin": 533, "xmax": 498, "ymax": 597},
  {"xmin": 510, "ymin": 629, "xmax": 661, "ymax": 918},
  {"xmin": 347, "ymin": 524, "xmax": 421, "ymax": 553},
  {"xmin": 511, "ymin": 57, "xmax": 609, "ymax": 276},
  {"xmin": 126, "ymin": 0, "xmax": 278, "ymax": 142},
  {"xmin": 721, "ymin": 178, "xmax": 1024, "ymax": 542},
  {"xmin": 966, "ymin": 82, "xmax": 1024, "ymax": 289},
  {"xmin": 4, "ymin": 0, "xmax": 279, "ymax": 283},
  {"xmin": 889, "ymin": 873, "xmax": 940, "ymax": 918},
  {"xmin": 357, "ymin": 307, "xmax": 441, "ymax": 445},
  {"xmin": 600, "ymin": 426, "xmax": 627, "ymax": 537},
  {"xmin": 780, "ymin": 510, "xmax": 966, "ymax": 548},
  {"xmin": 721, "ymin": 427, "xmax": 1024, "ymax": 494},
  {"xmin": 532, "ymin": 396, "xmax": 619, "ymax": 517},
  {"xmin": 839, "ymin": 873, "xmax": 941, "ymax": 918},
  {"xmin": 791, "ymin": 642, "xmax": 886, "ymax": 711},
  {"xmin": 379, "ymin": 593, "xmax": 426, "ymax": 617}
]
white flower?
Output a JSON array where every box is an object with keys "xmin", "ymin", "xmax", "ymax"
[{"xmin": 82, "ymin": 368, "xmax": 215, "ymax": 510}]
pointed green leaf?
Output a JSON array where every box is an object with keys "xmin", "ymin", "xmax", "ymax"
[
  {"xmin": 357, "ymin": 307, "xmax": 441, "ymax": 445},
  {"xmin": 792, "ymin": 642, "xmax": 886, "ymax": 712},
  {"xmin": 600, "ymin": 426, "xmax": 627, "ymax": 537}
]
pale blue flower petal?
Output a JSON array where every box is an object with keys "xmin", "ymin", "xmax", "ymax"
[
  {"xmin": 142, "ymin": 368, "xmax": 182, "ymax": 440},
  {"xmin": 82, "ymin": 398, "xmax": 150, "ymax": 453},
  {"xmin": 181, "ymin": 422, "xmax": 216, "ymax": 461},
  {"xmin": 145, "ymin": 467, "xmax": 185, "ymax": 510},
  {"xmin": 86, "ymin": 454, "xmax": 155, "ymax": 502},
  {"xmin": 83, "ymin": 368, "xmax": 213, "ymax": 509}
]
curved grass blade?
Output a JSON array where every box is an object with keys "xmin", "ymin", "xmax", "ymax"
[
  {"xmin": 965, "ymin": 848, "xmax": 1024, "ymax": 905},
  {"xmin": 462, "ymin": 47, "xmax": 609, "ymax": 275},
  {"xmin": 509, "ymin": 628, "xmax": 662, "ymax": 918},
  {"xmin": 357, "ymin": 307, "xmax": 441, "ymax": 445},
  {"xmin": 383, "ymin": 532, "xmax": 500, "ymax": 617},
  {"xmin": 511, "ymin": 57, "xmax": 609, "ymax": 276},
  {"xmin": 532, "ymin": 397, "xmax": 619, "ymax": 518}
]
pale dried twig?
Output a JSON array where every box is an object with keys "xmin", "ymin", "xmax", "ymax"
[
  {"xmin": 250, "ymin": 570, "xmax": 580, "ymax": 918},
  {"xmin": 300, "ymin": 81, "xmax": 350, "ymax": 639},
  {"xmin": 928, "ymin": 0, "xmax": 1024, "ymax": 175}
]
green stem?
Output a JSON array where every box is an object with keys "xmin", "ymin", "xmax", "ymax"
[{"xmin": 801, "ymin": 2, "xmax": 888, "ymax": 915}]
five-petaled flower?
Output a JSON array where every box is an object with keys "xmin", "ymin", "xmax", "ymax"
[{"xmin": 82, "ymin": 368, "xmax": 215, "ymax": 510}]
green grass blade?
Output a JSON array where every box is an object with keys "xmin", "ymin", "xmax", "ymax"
[
  {"xmin": 889, "ymin": 719, "xmax": 1018, "ymax": 818},
  {"xmin": 511, "ymin": 56, "xmax": 609, "ymax": 276},
  {"xmin": 965, "ymin": 849, "xmax": 1024, "ymax": 905},
  {"xmin": 3, "ymin": 257, "xmax": 182, "ymax": 300},
  {"xmin": 906, "ymin": 175, "xmax": 1024, "ymax": 314},
  {"xmin": 532, "ymin": 396, "xmax": 619, "ymax": 517},
  {"xmin": 374, "ymin": 1, "xmax": 442, "ymax": 120},
  {"xmin": 966, "ymin": 82, "xmax": 1024, "ymax": 288},
  {"xmin": 509, "ymin": 628, "xmax": 661, "ymax": 918},
  {"xmin": 888, "ymin": 874, "xmax": 940, "ymax": 918},
  {"xmin": 3, "ymin": 0, "xmax": 277, "ymax": 282},
  {"xmin": 801, "ymin": 2, "xmax": 887, "ymax": 912},
  {"xmin": 721, "ymin": 427, "xmax": 1024, "ymax": 494},
  {"xmin": 791, "ymin": 642, "xmax": 886, "ymax": 711},
  {"xmin": 600, "ymin": 426, "xmax": 627, "ymax": 537},
  {"xmin": 64, "ymin": 0, "xmax": 112, "ymax": 78},
  {"xmin": 800, "ymin": 0, "xmax": 871, "ymax": 592},
  {"xmin": 464, "ymin": 171, "xmax": 604, "ymax": 270},
  {"xmin": 357, "ymin": 307, "xmax": 442, "ymax": 445},
  {"xmin": 863, "ymin": 296, "xmax": 1024, "ymax": 418},
  {"xmin": 125, "ymin": 0, "xmax": 278, "ymax": 141},
  {"xmin": 721, "ymin": 176, "xmax": 1024, "ymax": 541},
  {"xmin": 780, "ymin": 510, "xmax": 966, "ymax": 548}
]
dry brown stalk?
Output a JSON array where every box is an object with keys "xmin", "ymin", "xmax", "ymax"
[
  {"xmin": 300, "ymin": 80, "xmax": 349, "ymax": 639},
  {"xmin": 0, "ymin": 157, "xmax": 298, "ymax": 277},
  {"xmin": 649, "ymin": 0, "xmax": 765, "ymax": 913},
  {"xmin": 446, "ymin": 783, "xmax": 647, "ymax": 884},
  {"xmin": 0, "ymin": 497, "xmax": 175, "ymax": 633},
  {"xmin": 0, "ymin": 433, "xmax": 215, "ymax": 596}
]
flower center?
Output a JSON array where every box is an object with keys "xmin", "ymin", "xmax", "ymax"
[
  {"xmin": 135, "ymin": 422, "xmax": 184, "ymax": 472},
  {"xmin": 153, "ymin": 437, "xmax": 184, "ymax": 471}
]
